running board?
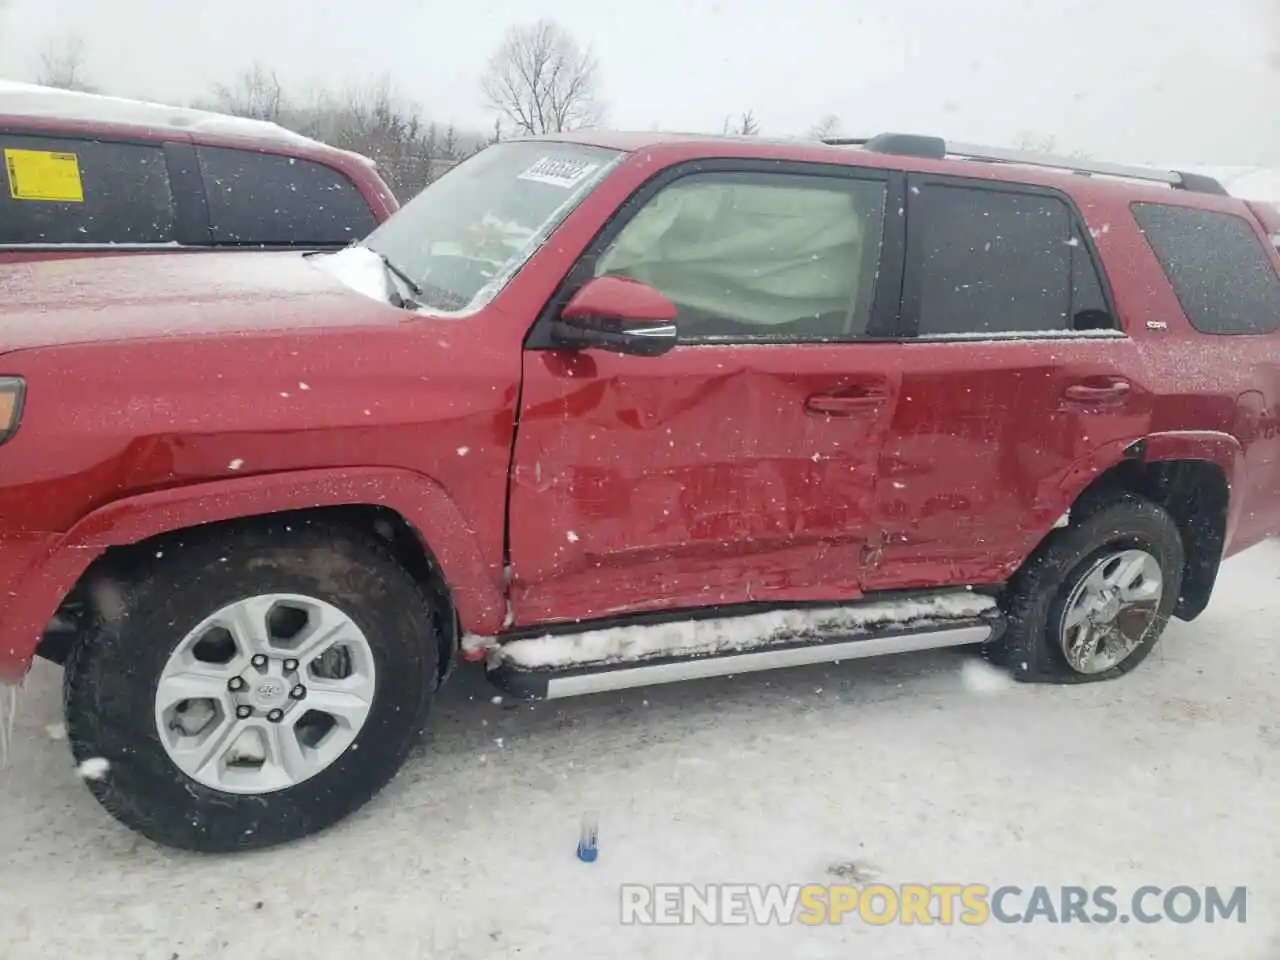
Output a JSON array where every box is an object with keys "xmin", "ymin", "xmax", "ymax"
[{"xmin": 487, "ymin": 593, "xmax": 1004, "ymax": 700}]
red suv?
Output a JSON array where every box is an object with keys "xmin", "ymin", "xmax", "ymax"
[
  {"xmin": 0, "ymin": 81, "xmax": 397, "ymax": 263},
  {"xmin": 2, "ymin": 131, "xmax": 1278, "ymax": 853}
]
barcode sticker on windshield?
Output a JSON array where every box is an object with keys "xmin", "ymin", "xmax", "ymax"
[{"xmin": 518, "ymin": 157, "xmax": 599, "ymax": 188}]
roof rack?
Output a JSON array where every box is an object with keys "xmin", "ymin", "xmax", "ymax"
[{"xmin": 821, "ymin": 132, "xmax": 1228, "ymax": 196}]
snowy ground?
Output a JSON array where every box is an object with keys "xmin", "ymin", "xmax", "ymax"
[{"xmin": 2, "ymin": 543, "xmax": 1278, "ymax": 960}]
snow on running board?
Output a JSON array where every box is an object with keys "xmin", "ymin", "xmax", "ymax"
[{"xmin": 497, "ymin": 593, "xmax": 997, "ymax": 671}]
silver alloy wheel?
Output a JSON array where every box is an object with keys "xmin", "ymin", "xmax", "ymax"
[
  {"xmin": 1059, "ymin": 548, "xmax": 1164, "ymax": 674},
  {"xmin": 153, "ymin": 594, "xmax": 377, "ymax": 795}
]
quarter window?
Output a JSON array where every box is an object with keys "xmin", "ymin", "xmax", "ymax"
[{"xmin": 1132, "ymin": 202, "xmax": 1280, "ymax": 336}]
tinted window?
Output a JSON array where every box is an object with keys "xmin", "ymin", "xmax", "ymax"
[
  {"xmin": 0, "ymin": 134, "xmax": 175, "ymax": 245},
  {"xmin": 592, "ymin": 171, "xmax": 887, "ymax": 342},
  {"xmin": 1132, "ymin": 202, "xmax": 1280, "ymax": 335},
  {"xmin": 907, "ymin": 183, "xmax": 1112, "ymax": 336},
  {"xmin": 198, "ymin": 147, "xmax": 376, "ymax": 246}
]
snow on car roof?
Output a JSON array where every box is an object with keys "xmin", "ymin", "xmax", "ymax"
[{"xmin": 0, "ymin": 80, "xmax": 375, "ymax": 166}]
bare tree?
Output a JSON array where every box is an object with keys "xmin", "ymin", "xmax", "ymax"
[
  {"xmin": 34, "ymin": 33, "xmax": 97, "ymax": 92},
  {"xmin": 209, "ymin": 63, "xmax": 286, "ymax": 122},
  {"xmin": 723, "ymin": 110, "xmax": 759, "ymax": 136},
  {"xmin": 481, "ymin": 20, "xmax": 603, "ymax": 134},
  {"xmin": 199, "ymin": 68, "xmax": 489, "ymax": 199},
  {"xmin": 1015, "ymin": 131, "xmax": 1057, "ymax": 153},
  {"xmin": 1014, "ymin": 131, "xmax": 1092, "ymax": 160},
  {"xmin": 300, "ymin": 78, "xmax": 445, "ymax": 198},
  {"xmin": 808, "ymin": 114, "xmax": 841, "ymax": 140}
]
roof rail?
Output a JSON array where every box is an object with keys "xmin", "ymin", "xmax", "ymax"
[{"xmin": 821, "ymin": 132, "xmax": 1229, "ymax": 196}]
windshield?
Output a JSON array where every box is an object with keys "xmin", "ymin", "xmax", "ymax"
[{"xmin": 359, "ymin": 141, "xmax": 622, "ymax": 313}]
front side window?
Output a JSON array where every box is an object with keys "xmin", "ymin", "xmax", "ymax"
[
  {"xmin": 359, "ymin": 141, "xmax": 622, "ymax": 314},
  {"xmin": 0, "ymin": 133, "xmax": 175, "ymax": 245},
  {"xmin": 198, "ymin": 146, "xmax": 376, "ymax": 246},
  {"xmin": 905, "ymin": 183, "xmax": 1113, "ymax": 337},
  {"xmin": 593, "ymin": 170, "xmax": 887, "ymax": 341}
]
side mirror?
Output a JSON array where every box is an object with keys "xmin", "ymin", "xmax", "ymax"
[{"xmin": 550, "ymin": 276, "xmax": 679, "ymax": 358}]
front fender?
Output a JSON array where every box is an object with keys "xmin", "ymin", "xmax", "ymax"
[{"xmin": 0, "ymin": 466, "xmax": 505, "ymax": 682}]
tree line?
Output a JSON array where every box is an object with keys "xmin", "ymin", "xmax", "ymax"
[{"xmin": 21, "ymin": 18, "xmax": 1092, "ymax": 201}]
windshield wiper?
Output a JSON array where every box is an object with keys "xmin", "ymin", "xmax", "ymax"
[{"xmin": 369, "ymin": 249, "xmax": 425, "ymax": 308}]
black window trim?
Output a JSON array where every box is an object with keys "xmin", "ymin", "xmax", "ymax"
[
  {"xmin": 525, "ymin": 158, "xmax": 910, "ymax": 350},
  {"xmin": 1129, "ymin": 199, "xmax": 1280, "ymax": 338},
  {"xmin": 899, "ymin": 173, "xmax": 1126, "ymax": 343},
  {"xmin": 163, "ymin": 141, "xmax": 213, "ymax": 246},
  {"xmin": 0, "ymin": 127, "xmax": 190, "ymax": 251}
]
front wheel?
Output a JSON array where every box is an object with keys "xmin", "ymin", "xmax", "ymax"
[
  {"xmin": 63, "ymin": 522, "xmax": 439, "ymax": 852},
  {"xmin": 990, "ymin": 492, "xmax": 1185, "ymax": 683}
]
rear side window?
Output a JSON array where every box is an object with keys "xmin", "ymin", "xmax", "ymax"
[
  {"xmin": 0, "ymin": 134, "xmax": 175, "ymax": 245},
  {"xmin": 197, "ymin": 147, "xmax": 376, "ymax": 246},
  {"xmin": 905, "ymin": 183, "xmax": 1114, "ymax": 337},
  {"xmin": 1131, "ymin": 202, "xmax": 1280, "ymax": 335}
]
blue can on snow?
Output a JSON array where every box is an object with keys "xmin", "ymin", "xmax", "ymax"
[{"xmin": 577, "ymin": 811, "xmax": 599, "ymax": 863}]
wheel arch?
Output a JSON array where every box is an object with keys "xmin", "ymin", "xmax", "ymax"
[
  {"xmin": 24, "ymin": 467, "xmax": 505, "ymax": 678},
  {"xmin": 1057, "ymin": 432, "xmax": 1241, "ymax": 622}
]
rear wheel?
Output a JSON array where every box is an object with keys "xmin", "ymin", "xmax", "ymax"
[
  {"xmin": 990, "ymin": 492, "xmax": 1185, "ymax": 683},
  {"xmin": 63, "ymin": 522, "xmax": 439, "ymax": 852}
]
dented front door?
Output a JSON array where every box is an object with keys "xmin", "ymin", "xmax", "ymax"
[{"xmin": 506, "ymin": 344, "xmax": 904, "ymax": 626}]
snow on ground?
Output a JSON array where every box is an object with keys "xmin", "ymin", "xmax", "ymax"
[{"xmin": 2, "ymin": 542, "xmax": 1279, "ymax": 960}]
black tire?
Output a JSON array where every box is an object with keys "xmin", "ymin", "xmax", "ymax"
[
  {"xmin": 63, "ymin": 521, "xmax": 439, "ymax": 853},
  {"xmin": 987, "ymin": 491, "xmax": 1185, "ymax": 684}
]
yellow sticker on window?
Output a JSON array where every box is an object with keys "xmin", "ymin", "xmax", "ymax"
[{"xmin": 4, "ymin": 148, "xmax": 85, "ymax": 202}]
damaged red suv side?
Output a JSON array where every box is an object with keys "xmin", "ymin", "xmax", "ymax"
[{"xmin": 2, "ymin": 131, "xmax": 1279, "ymax": 853}]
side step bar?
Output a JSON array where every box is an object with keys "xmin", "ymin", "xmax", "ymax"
[{"xmin": 487, "ymin": 593, "xmax": 1004, "ymax": 700}]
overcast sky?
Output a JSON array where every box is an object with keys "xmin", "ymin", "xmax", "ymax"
[{"xmin": 1, "ymin": 0, "xmax": 1276, "ymax": 164}]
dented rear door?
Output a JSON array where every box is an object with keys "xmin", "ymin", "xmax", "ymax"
[{"xmin": 862, "ymin": 174, "xmax": 1149, "ymax": 591}]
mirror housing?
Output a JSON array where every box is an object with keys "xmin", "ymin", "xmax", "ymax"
[{"xmin": 550, "ymin": 276, "xmax": 679, "ymax": 357}]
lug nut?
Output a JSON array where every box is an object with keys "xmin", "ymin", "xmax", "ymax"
[
  {"xmin": 283, "ymin": 658, "xmax": 299, "ymax": 673},
  {"xmin": 235, "ymin": 705, "xmax": 253, "ymax": 719},
  {"xmin": 228, "ymin": 676, "xmax": 246, "ymax": 692},
  {"xmin": 250, "ymin": 654, "xmax": 268, "ymax": 668},
  {"xmin": 266, "ymin": 708, "xmax": 284, "ymax": 723},
  {"xmin": 289, "ymin": 684, "xmax": 307, "ymax": 700}
]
